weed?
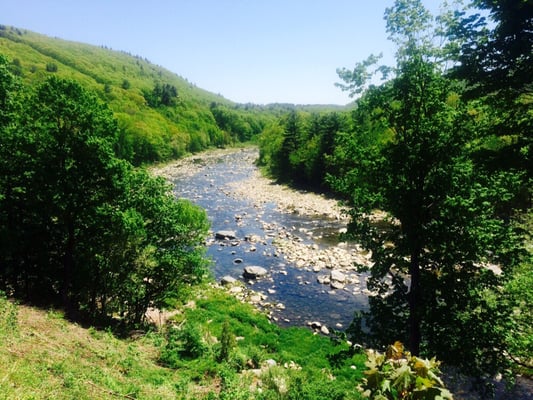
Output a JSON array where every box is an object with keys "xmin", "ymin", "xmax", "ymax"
[{"xmin": 0, "ymin": 294, "xmax": 18, "ymax": 340}]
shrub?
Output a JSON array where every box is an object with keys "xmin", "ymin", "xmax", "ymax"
[
  {"xmin": 217, "ymin": 319, "xmax": 236, "ymax": 362},
  {"xmin": 45, "ymin": 62, "xmax": 58, "ymax": 72},
  {"xmin": 0, "ymin": 294, "xmax": 18, "ymax": 340},
  {"xmin": 360, "ymin": 342, "xmax": 453, "ymax": 400},
  {"xmin": 160, "ymin": 322, "xmax": 209, "ymax": 367}
]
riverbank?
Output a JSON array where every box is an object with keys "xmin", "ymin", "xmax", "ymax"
[
  {"xmin": 152, "ymin": 146, "xmax": 346, "ymax": 220},
  {"xmin": 152, "ymin": 147, "xmax": 374, "ymax": 294}
]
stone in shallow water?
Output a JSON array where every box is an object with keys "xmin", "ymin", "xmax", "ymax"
[
  {"xmin": 330, "ymin": 280, "xmax": 345, "ymax": 290},
  {"xmin": 243, "ymin": 265, "xmax": 268, "ymax": 279},
  {"xmin": 215, "ymin": 230, "xmax": 237, "ymax": 240},
  {"xmin": 330, "ymin": 270, "xmax": 346, "ymax": 283}
]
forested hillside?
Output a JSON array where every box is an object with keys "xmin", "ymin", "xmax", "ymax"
[
  {"xmin": 0, "ymin": 25, "xmax": 277, "ymax": 164},
  {"xmin": 258, "ymin": 0, "xmax": 532, "ymax": 386}
]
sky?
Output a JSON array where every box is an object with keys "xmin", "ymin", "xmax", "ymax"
[{"xmin": 2, "ymin": 0, "xmax": 445, "ymax": 105}]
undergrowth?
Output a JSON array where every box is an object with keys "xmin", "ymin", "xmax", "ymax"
[{"xmin": 0, "ymin": 287, "xmax": 366, "ymax": 399}]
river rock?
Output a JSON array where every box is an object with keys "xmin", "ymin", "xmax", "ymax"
[
  {"xmin": 243, "ymin": 265, "xmax": 268, "ymax": 279},
  {"xmin": 215, "ymin": 230, "xmax": 237, "ymax": 240},
  {"xmin": 308, "ymin": 321, "xmax": 322, "ymax": 329},
  {"xmin": 317, "ymin": 274, "xmax": 330, "ymax": 285},
  {"xmin": 330, "ymin": 280, "xmax": 345, "ymax": 290},
  {"xmin": 330, "ymin": 270, "xmax": 346, "ymax": 283},
  {"xmin": 245, "ymin": 234, "xmax": 262, "ymax": 243},
  {"xmin": 220, "ymin": 275, "xmax": 237, "ymax": 285}
]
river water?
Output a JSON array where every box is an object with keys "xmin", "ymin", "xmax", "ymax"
[{"xmin": 170, "ymin": 148, "xmax": 369, "ymax": 330}]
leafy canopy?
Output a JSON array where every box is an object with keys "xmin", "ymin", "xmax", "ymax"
[
  {"xmin": 0, "ymin": 57, "xmax": 209, "ymax": 325},
  {"xmin": 332, "ymin": 0, "xmax": 526, "ymax": 380}
]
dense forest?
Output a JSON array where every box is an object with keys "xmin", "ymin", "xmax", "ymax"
[
  {"xmin": 0, "ymin": 0, "xmax": 531, "ymax": 399},
  {"xmin": 258, "ymin": 0, "xmax": 532, "ymax": 387},
  {"xmin": 0, "ymin": 25, "xmax": 308, "ymax": 165}
]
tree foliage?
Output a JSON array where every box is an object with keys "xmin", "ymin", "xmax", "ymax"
[
  {"xmin": 144, "ymin": 82, "xmax": 179, "ymax": 107},
  {"xmin": 258, "ymin": 111, "xmax": 347, "ymax": 190},
  {"xmin": 0, "ymin": 59, "xmax": 209, "ymax": 325},
  {"xmin": 256, "ymin": 0, "xmax": 530, "ymax": 382},
  {"xmin": 331, "ymin": 0, "xmax": 526, "ymax": 380}
]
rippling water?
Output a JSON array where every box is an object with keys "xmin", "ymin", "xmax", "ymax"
[{"xmin": 171, "ymin": 148, "xmax": 368, "ymax": 330}]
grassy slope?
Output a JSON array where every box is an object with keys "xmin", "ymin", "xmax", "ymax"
[
  {"xmin": 0, "ymin": 288, "xmax": 366, "ymax": 400},
  {"xmin": 1, "ymin": 302, "xmax": 179, "ymax": 399}
]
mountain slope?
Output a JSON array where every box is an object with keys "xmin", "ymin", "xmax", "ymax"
[{"xmin": 0, "ymin": 25, "xmax": 263, "ymax": 164}]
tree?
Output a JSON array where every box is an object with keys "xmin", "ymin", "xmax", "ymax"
[
  {"xmin": 23, "ymin": 77, "xmax": 123, "ymax": 313},
  {"xmin": 451, "ymin": 0, "xmax": 533, "ymax": 96},
  {"xmin": 276, "ymin": 111, "xmax": 305, "ymax": 183},
  {"xmin": 334, "ymin": 0, "xmax": 524, "ymax": 379},
  {"xmin": 0, "ymin": 71, "xmax": 209, "ymax": 324},
  {"xmin": 108, "ymin": 169, "xmax": 209, "ymax": 325},
  {"xmin": 144, "ymin": 82, "xmax": 178, "ymax": 107},
  {"xmin": 448, "ymin": 0, "xmax": 532, "ymax": 206},
  {"xmin": 0, "ymin": 55, "xmax": 28, "ymax": 295}
]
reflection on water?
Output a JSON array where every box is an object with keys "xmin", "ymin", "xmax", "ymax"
[{"xmin": 171, "ymin": 148, "xmax": 368, "ymax": 330}]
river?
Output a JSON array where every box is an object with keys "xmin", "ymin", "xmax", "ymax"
[{"xmin": 163, "ymin": 147, "xmax": 369, "ymax": 331}]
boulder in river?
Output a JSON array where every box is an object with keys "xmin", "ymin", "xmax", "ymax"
[
  {"xmin": 330, "ymin": 280, "xmax": 345, "ymax": 290},
  {"xmin": 243, "ymin": 265, "xmax": 268, "ymax": 279},
  {"xmin": 330, "ymin": 270, "xmax": 346, "ymax": 283},
  {"xmin": 245, "ymin": 234, "xmax": 262, "ymax": 243},
  {"xmin": 215, "ymin": 230, "xmax": 237, "ymax": 240}
]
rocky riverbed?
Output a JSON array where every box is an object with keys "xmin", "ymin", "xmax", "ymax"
[
  {"xmin": 151, "ymin": 147, "xmax": 375, "ymax": 329},
  {"xmin": 152, "ymin": 147, "xmax": 533, "ymax": 399},
  {"xmin": 153, "ymin": 147, "xmax": 375, "ymax": 287}
]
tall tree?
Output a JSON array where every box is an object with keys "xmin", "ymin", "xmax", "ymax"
[
  {"xmin": 0, "ymin": 71, "xmax": 209, "ymax": 324},
  {"xmin": 0, "ymin": 55, "xmax": 28, "ymax": 295},
  {"xmin": 277, "ymin": 111, "xmax": 302, "ymax": 183},
  {"xmin": 451, "ymin": 0, "xmax": 533, "ymax": 96},
  {"xmin": 23, "ymin": 77, "xmax": 122, "ymax": 313},
  {"xmin": 334, "ymin": 0, "xmax": 523, "ymax": 378},
  {"xmin": 449, "ymin": 0, "xmax": 532, "ymax": 202}
]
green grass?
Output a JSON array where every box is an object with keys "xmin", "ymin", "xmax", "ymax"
[{"xmin": 0, "ymin": 286, "xmax": 366, "ymax": 399}]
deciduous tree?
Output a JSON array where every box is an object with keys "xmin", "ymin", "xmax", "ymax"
[
  {"xmin": 0, "ymin": 68, "xmax": 209, "ymax": 324},
  {"xmin": 334, "ymin": 0, "xmax": 524, "ymax": 379}
]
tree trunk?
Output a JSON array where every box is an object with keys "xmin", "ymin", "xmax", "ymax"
[
  {"xmin": 62, "ymin": 218, "xmax": 75, "ymax": 316},
  {"xmin": 408, "ymin": 249, "xmax": 422, "ymax": 355}
]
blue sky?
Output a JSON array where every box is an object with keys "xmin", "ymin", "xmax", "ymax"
[{"xmin": 3, "ymin": 0, "xmax": 444, "ymax": 105}]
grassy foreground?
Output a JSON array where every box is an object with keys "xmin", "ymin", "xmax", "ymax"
[{"xmin": 0, "ymin": 285, "xmax": 366, "ymax": 400}]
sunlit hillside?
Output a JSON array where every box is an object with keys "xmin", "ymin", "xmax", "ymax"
[{"xmin": 0, "ymin": 25, "xmax": 275, "ymax": 164}]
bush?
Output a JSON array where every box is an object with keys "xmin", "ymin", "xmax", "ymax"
[
  {"xmin": 0, "ymin": 294, "xmax": 18, "ymax": 340},
  {"xmin": 360, "ymin": 342, "xmax": 453, "ymax": 400},
  {"xmin": 160, "ymin": 322, "xmax": 210, "ymax": 367},
  {"xmin": 45, "ymin": 62, "xmax": 58, "ymax": 72},
  {"xmin": 217, "ymin": 319, "xmax": 236, "ymax": 363}
]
